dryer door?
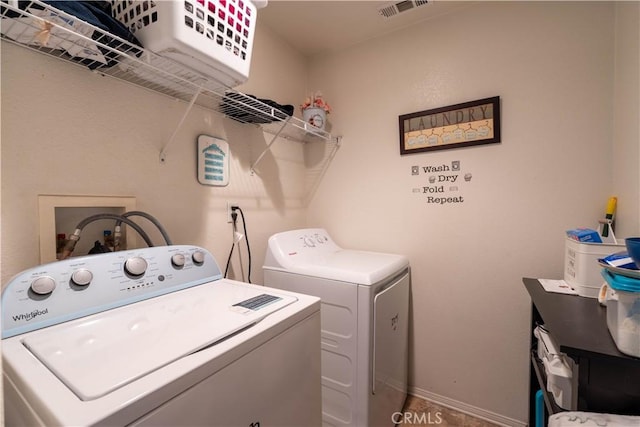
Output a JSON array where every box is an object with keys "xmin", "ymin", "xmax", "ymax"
[{"xmin": 371, "ymin": 272, "xmax": 410, "ymax": 414}]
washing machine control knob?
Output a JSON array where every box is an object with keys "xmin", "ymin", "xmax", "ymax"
[
  {"xmin": 171, "ymin": 253, "xmax": 186, "ymax": 268},
  {"xmin": 192, "ymin": 250, "xmax": 205, "ymax": 265},
  {"xmin": 31, "ymin": 276, "xmax": 56, "ymax": 295},
  {"xmin": 124, "ymin": 256, "xmax": 148, "ymax": 277},
  {"xmin": 71, "ymin": 268, "xmax": 93, "ymax": 286},
  {"xmin": 303, "ymin": 237, "xmax": 316, "ymax": 247}
]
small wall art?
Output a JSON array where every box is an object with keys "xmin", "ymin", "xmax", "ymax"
[
  {"xmin": 197, "ymin": 135, "xmax": 229, "ymax": 186},
  {"xmin": 399, "ymin": 96, "xmax": 501, "ymax": 155}
]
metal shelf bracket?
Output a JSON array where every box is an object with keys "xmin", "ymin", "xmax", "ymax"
[
  {"xmin": 250, "ymin": 117, "xmax": 292, "ymax": 174},
  {"xmin": 159, "ymin": 88, "xmax": 202, "ymax": 163}
]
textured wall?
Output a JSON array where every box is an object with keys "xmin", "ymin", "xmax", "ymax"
[{"xmin": 306, "ymin": 2, "xmax": 627, "ymax": 424}]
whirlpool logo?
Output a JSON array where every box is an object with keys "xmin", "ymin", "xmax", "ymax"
[{"xmin": 12, "ymin": 308, "xmax": 48, "ymax": 322}]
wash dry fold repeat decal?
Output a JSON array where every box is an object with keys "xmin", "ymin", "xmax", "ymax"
[{"xmin": 411, "ymin": 160, "xmax": 473, "ymax": 205}]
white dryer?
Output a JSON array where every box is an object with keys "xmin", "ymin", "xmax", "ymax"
[
  {"xmin": 263, "ymin": 228, "xmax": 410, "ymax": 427},
  {"xmin": 2, "ymin": 245, "xmax": 321, "ymax": 426}
]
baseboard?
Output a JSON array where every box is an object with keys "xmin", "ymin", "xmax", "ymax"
[{"xmin": 408, "ymin": 386, "xmax": 528, "ymax": 427}]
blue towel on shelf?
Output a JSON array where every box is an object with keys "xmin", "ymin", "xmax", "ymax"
[
  {"xmin": 44, "ymin": 1, "xmax": 142, "ymax": 68},
  {"xmin": 3, "ymin": 1, "xmax": 141, "ymax": 69}
]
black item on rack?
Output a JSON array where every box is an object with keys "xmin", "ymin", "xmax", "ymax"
[
  {"xmin": 1, "ymin": 1, "xmax": 142, "ymax": 69},
  {"xmin": 221, "ymin": 92, "xmax": 294, "ymax": 124},
  {"xmin": 88, "ymin": 240, "xmax": 111, "ymax": 254}
]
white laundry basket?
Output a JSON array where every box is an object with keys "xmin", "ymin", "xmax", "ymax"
[{"xmin": 109, "ymin": 0, "xmax": 257, "ymax": 87}]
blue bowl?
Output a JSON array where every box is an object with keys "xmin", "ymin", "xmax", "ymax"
[{"xmin": 625, "ymin": 237, "xmax": 640, "ymax": 268}]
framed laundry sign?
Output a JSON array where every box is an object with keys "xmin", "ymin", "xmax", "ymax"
[{"xmin": 399, "ymin": 96, "xmax": 501, "ymax": 155}]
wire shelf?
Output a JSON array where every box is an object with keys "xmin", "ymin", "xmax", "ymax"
[{"xmin": 0, "ymin": 0, "xmax": 338, "ymax": 145}]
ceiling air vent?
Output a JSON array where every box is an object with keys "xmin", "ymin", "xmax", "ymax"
[{"xmin": 378, "ymin": 0, "xmax": 430, "ymax": 19}]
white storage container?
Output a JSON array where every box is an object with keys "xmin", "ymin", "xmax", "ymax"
[
  {"xmin": 533, "ymin": 326, "xmax": 578, "ymax": 410},
  {"xmin": 564, "ymin": 237, "xmax": 624, "ymax": 298},
  {"xmin": 109, "ymin": 0, "xmax": 258, "ymax": 87},
  {"xmin": 602, "ymin": 271, "xmax": 640, "ymax": 358}
]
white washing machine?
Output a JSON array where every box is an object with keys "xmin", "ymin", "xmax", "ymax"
[
  {"xmin": 263, "ymin": 228, "xmax": 410, "ymax": 427},
  {"xmin": 2, "ymin": 245, "xmax": 321, "ymax": 426}
]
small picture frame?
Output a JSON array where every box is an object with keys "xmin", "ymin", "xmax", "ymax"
[
  {"xmin": 197, "ymin": 135, "xmax": 229, "ymax": 186},
  {"xmin": 399, "ymin": 96, "xmax": 501, "ymax": 155}
]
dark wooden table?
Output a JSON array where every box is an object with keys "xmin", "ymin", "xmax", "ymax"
[{"xmin": 523, "ymin": 277, "xmax": 640, "ymax": 425}]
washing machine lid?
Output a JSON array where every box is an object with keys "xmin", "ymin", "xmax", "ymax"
[{"xmin": 20, "ymin": 280, "xmax": 296, "ymax": 401}]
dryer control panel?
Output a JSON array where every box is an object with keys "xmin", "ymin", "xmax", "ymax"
[
  {"xmin": 299, "ymin": 230, "xmax": 331, "ymax": 249},
  {"xmin": 268, "ymin": 228, "xmax": 338, "ymax": 254},
  {"xmin": 264, "ymin": 228, "xmax": 341, "ymax": 270},
  {"xmin": 1, "ymin": 245, "xmax": 222, "ymax": 338}
]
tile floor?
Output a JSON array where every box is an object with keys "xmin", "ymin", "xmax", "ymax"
[{"xmin": 400, "ymin": 395, "xmax": 500, "ymax": 427}]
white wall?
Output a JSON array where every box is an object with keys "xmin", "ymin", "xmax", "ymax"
[
  {"xmin": 306, "ymin": 2, "xmax": 637, "ymax": 424},
  {"xmin": 0, "ymin": 21, "xmax": 310, "ymax": 285},
  {"xmin": 613, "ymin": 2, "xmax": 640, "ymax": 239}
]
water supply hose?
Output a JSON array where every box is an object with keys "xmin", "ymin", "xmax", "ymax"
[
  {"xmin": 60, "ymin": 213, "xmax": 154, "ymax": 260},
  {"xmin": 118, "ymin": 211, "xmax": 173, "ymax": 246}
]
